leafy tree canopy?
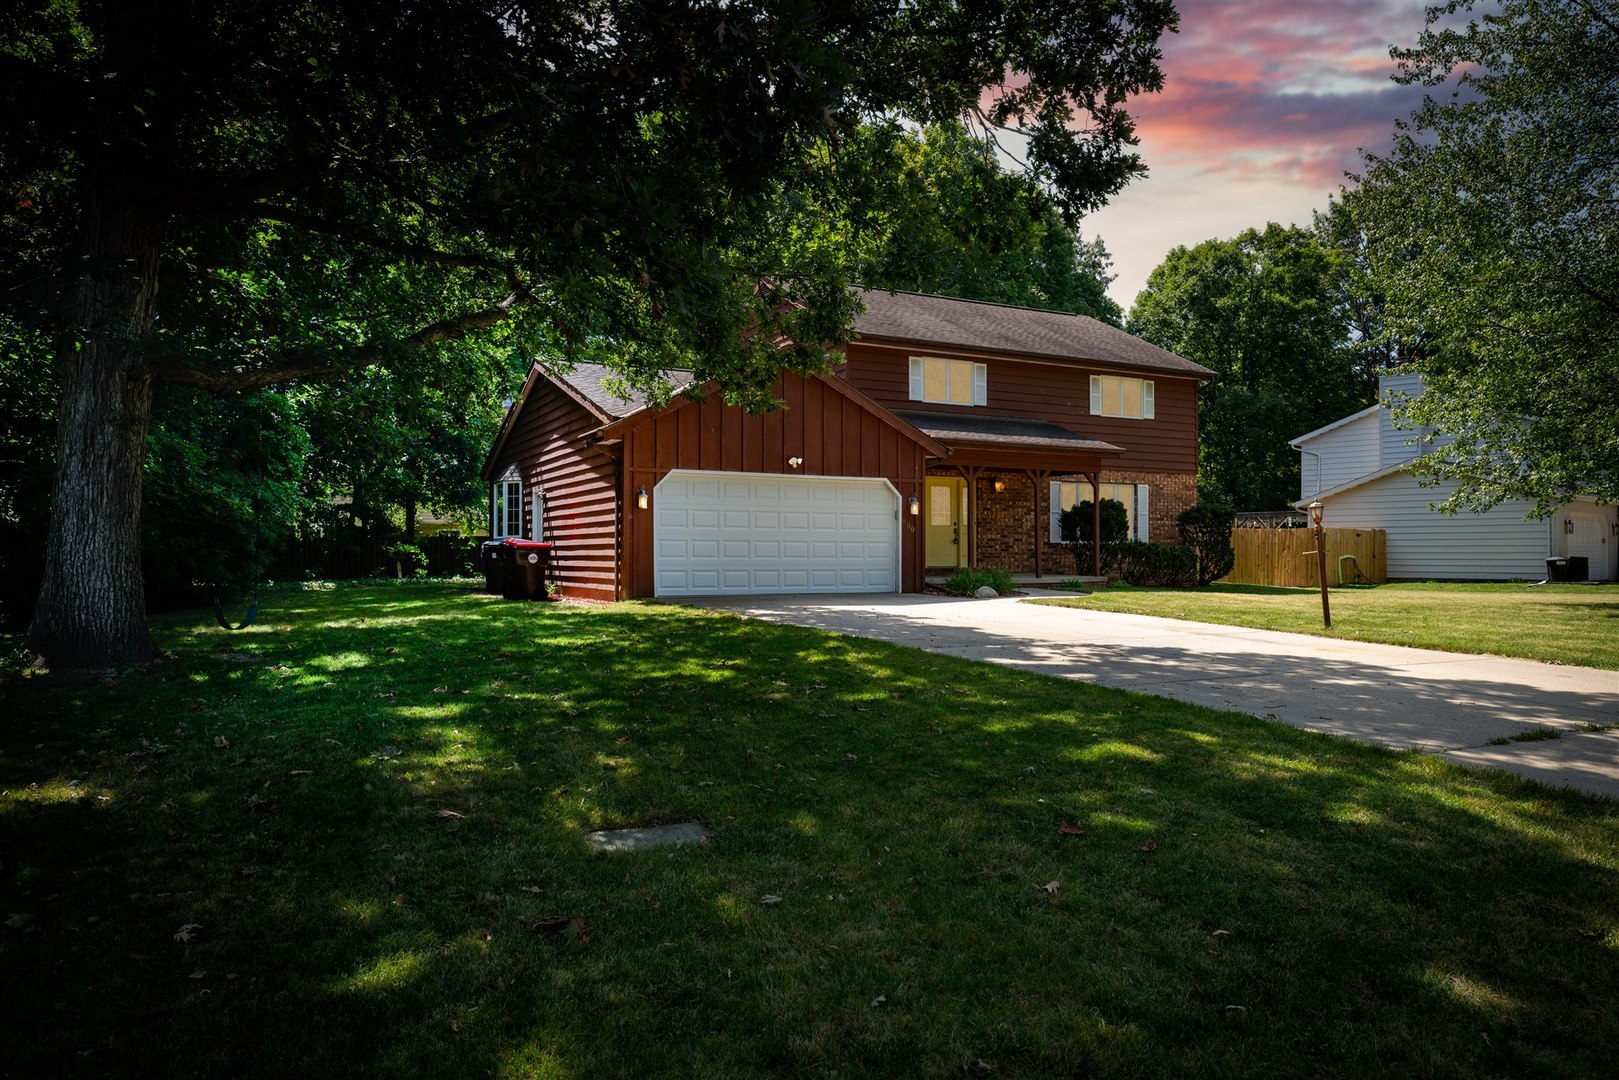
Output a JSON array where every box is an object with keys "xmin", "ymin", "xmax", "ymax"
[
  {"xmin": 1126, "ymin": 223, "xmax": 1377, "ymax": 510},
  {"xmin": 1350, "ymin": 0, "xmax": 1619, "ymax": 513},
  {"xmin": 0, "ymin": 0, "xmax": 1178, "ymax": 665},
  {"xmin": 807, "ymin": 122, "xmax": 1123, "ymax": 323}
]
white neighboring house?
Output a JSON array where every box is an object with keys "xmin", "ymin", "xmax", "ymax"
[{"xmin": 1291, "ymin": 373, "xmax": 1617, "ymax": 581}]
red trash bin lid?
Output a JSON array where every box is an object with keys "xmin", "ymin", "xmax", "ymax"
[{"xmin": 501, "ymin": 539, "xmax": 553, "ymax": 549}]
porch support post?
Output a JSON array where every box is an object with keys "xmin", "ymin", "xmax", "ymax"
[
  {"xmin": 1025, "ymin": 469, "xmax": 1050, "ymax": 578},
  {"xmin": 953, "ymin": 465, "xmax": 981, "ymax": 566},
  {"xmin": 1090, "ymin": 471, "xmax": 1102, "ymax": 577}
]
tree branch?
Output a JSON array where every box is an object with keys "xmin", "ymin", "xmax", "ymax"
[
  {"xmin": 240, "ymin": 204, "xmax": 510, "ymax": 271},
  {"xmin": 154, "ymin": 292, "xmax": 526, "ymax": 392}
]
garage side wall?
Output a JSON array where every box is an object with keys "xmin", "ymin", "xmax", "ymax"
[
  {"xmin": 620, "ymin": 372, "xmax": 930, "ymax": 597},
  {"xmin": 1323, "ymin": 471, "xmax": 1551, "ymax": 581},
  {"xmin": 493, "ymin": 378, "xmax": 620, "ymax": 601}
]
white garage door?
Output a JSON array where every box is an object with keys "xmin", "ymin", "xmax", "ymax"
[{"xmin": 654, "ymin": 470, "xmax": 900, "ymax": 596}]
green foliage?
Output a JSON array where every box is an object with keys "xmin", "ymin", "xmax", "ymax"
[
  {"xmin": 1351, "ymin": 0, "xmax": 1619, "ymax": 511},
  {"xmin": 1111, "ymin": 541, "xmax": 1197, "ymax": 587},
  {"xmin": 1059, "ymin": 497, "xmax": 1129, "ymax": 574},
  {"xmin": 942, "ymin": 566, "xmax": 1017, "ymax": 596},
  {"xmin": 819, "ymin": 122, "xmax": 1124, "ymax": 323},
  {"xmin": 1127, "ymin": 224, "xmax": 1379, "ymax": 509},
  {"xmin": 1176, "ymin": 503, "xmax": 1237, "ymax": 587},
  {"xmin": 141, "ymin": 390, "xmax": 309, "ymax": 609}
]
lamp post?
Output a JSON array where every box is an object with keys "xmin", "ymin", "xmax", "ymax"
[{"xmin": 1308, "ymin": 500, "xmax": 1331, "ymax": 628}]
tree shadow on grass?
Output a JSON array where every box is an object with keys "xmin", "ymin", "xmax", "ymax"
[{"xmin": 2, "ymin": 584, "xmax": 1617, "ymax": 1077}]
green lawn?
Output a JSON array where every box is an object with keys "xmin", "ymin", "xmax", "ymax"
[
  {"xmin": 1032, "ymin": 581, "xmax": 1619, "ymax": 670},
  {"xmin": 3, "ymin": 582, "xmax": 1617, "ymax": 1078}
]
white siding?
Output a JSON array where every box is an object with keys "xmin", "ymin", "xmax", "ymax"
[
  {"xmin": 1378, "ymin": 373, "xmax": 1429, "ymax": 468},
  {"xmin": 1299, "ymin": 411, "xmax": 1379, "ymax": 500},
  {"xmin": 1322, "ymin": 470, "xmax": 1552, "ymax": 580}
]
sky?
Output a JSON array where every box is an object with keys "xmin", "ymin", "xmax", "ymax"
[{"xmin": 1083, "ymin": 0, "xmax": 1441, "ymax": 310}]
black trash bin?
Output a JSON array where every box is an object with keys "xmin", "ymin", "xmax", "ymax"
[
  {"xmin": 1568, "ymin": 555, "xmax": 1589, "ymax": 581},
  {"xmin": 480, "ymin": 540, "xmax": 510, "ymax": 594},
  {"xmin": 1546, "ymin": 557, "xmax": 1569, "ymax": 582},
  {"xmin": 501, "ymin": 539, "xmax": 554, "ymax": 601}
]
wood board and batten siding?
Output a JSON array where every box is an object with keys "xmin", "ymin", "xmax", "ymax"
[
  {"xmin": 615, "ymin": 370, "xmax": 933, "ymax": 598},
  {"xmin": 1225, "ymin": 527, "xmax": 1387, "ymax": 587},
  {"xmin": 838, "ymin": 341, "xmax": 1198, "ymax": 474},
  {"xmin": 488, "ymin": 374, "xmax": 621, "ymax": 601}
]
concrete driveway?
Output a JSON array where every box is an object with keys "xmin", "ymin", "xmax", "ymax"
[{"xmin": 692, "ymin": 592, "xmax": 1619, "ymax": 800}]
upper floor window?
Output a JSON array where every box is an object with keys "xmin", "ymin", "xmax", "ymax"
[
  {"xmin": 910, "ymin": 356, "xmax": 987, "ymax": 407},
  {"xmin": 492, "ymin": 465, "xmax": 522, "ymax": 538},
  {"xmin": 1090, "ymin": 375, "xmax": 1154, "ymax": 419}
]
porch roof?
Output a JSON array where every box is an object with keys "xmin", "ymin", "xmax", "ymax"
[{"xmin": 894, "ymin": 410, "xmax": 1122, "ymax": 454}]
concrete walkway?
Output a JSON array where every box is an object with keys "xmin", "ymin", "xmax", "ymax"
[{"xmin": 692, "ymin": 592, "xmax": 1619, "ymax": 800}]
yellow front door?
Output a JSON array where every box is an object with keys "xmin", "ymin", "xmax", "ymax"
[{"xmin": 925, "ymin": 477, "xmax": 967, "ymax": 568}]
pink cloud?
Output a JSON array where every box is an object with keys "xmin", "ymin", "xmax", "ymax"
[{"xmin": 1125, "ymin": 0, "xmax": 1436, "ymax": 187}]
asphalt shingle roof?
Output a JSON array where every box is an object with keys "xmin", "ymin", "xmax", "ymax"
[
  {"xmin": 852, "ymin": 288, "xmax": 1214, "ymax": 378},
  {"xmin": 893, "ymin": 410, "xmax": 1121, "ymax": 453},
  {"xmin": 551, "ymin": 362, "xmax": 694, "ymax": 419}
]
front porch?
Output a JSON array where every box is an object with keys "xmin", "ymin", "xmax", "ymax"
[{"xmin": 896, "ymin": 410, "xmax": 1122, "ymax": 580}]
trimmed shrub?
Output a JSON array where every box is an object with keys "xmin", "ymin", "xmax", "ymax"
[
  {"xmin": 1112, "ymin": 541, "xmax": 1197, "ymax": 587},
  {"xmin": 942, "ymin": 566, "xmax": 1017, "ymax": 596},
  {"xmin": 1177, "ymin": 503, "xmax": 1236, "ymax": 586},
  {"xmin": 1058, "ymin": 497, "xmax": 1129, "ymax": 574}
]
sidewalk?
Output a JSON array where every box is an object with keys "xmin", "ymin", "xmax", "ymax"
[{"xmin": 692, "ymin": 592, "xmax": 1619, "ymax": 799}]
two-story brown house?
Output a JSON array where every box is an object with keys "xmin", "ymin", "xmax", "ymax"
[{"xmin": 481, "ymin": 289, "xmax": 1213, "ymax": 600}]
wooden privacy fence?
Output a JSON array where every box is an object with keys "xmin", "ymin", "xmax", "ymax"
[{"xmin": 1223, "ymin": 527, "xmax": 1386, "ymax": 587}]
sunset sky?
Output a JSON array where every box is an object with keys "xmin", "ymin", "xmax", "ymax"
[{"xmin": 1084, "ymin": 0, "xmax": 1443, "ymax": 310}]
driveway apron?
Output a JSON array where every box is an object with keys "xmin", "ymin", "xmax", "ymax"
[{"xmin": 690, "ymin": 593, "xmax": 1619, "ymax": 800}]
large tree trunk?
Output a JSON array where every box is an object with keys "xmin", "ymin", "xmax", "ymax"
[{"xmin": 26, "ymin": 192, "xmax": 163, "ymax": 668}]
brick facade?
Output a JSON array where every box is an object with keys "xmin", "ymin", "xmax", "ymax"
[{"xmin": 937, "ymin": 468, "xmax": 1199, "ymax": 574}]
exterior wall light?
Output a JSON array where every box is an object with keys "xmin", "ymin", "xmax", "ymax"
[
  {"xmin": 1565, "ymin": 518, "xmax": 1575, "ymax": 534},
  {"xmin": 787, "ymin": 456, "xmax": 803, "ymax": 469},
  {"xmin": 908, "ymin": 494, "xmax": 920, "ymax": 516},
  {"xmin": 993, "ymin": 478, "xmax": 1006, "ymax": 493},
  {"xmin": 636, "ymin": 486, "xmax": 649, "ymax": 510}
]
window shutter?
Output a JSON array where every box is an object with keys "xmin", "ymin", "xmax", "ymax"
[
  {"xmin": 532, "ymin": 491, "xmax": 544, "ymax": 540},
  {"xmin": 1049, "ymin": 481, "xmax": 1063, "ymax": 543},
  {"xmin": 909, "ymin": 357, "xmax": 924, "ymax": 401},
  {"xmin": 1136, "ymin": 485, "xmax": 1150, "ymax": 541},
  {"xmin": 491, "ymin": 487, "xmax": 501, "ymax": 537},
  {"xmin": 973, "ymin": 363, "xmax": 987, "ymax": 406},
  {"xmin": 1142, "ymin": 381, "xmax": 1155, "ymax": 419},
  {"xmin": 1090, "ymin": 375, "xmax": 1102, "ymax": 415}
]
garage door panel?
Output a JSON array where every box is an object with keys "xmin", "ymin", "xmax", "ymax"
[{"xmin": 655, "ymin": 471, "xmax": 899, "ymax": 596}]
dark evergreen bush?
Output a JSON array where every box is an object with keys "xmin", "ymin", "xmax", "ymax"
[
  {"xmin": 1176, "ymin": 503, "xmax": 1236, "ymax": 586},
  {"xmin": 1058, "ymin": 497, "xmax": 1129, "ymax": 574},
  {"xmin": 1113, "ymin": 541, "xmax": 1197, "ymax": 587}
]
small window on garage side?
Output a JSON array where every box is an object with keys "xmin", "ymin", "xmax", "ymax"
[
  {"xmin": 492, "ymin": 465, "xmax": 522, "ymax": 538},
  {"xmin": 910, "ymin": 357, "xmax": 987, "ymax": 406}
]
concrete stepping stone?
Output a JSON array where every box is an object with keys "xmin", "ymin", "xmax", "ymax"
[{"xmin": 585, "ymin": 821, "xmax": 707, "ymax": 853}]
